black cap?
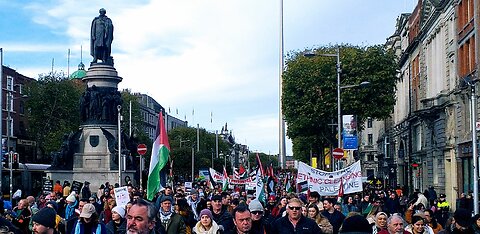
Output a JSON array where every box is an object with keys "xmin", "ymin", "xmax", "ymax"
[{"xmin": 212, "ymin": 194, "xmax": 222, "ymax": 201}]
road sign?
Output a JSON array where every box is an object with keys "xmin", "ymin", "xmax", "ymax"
[
  {"xmin": 333, "ymin": 148, "xmax": 344, "ymax": 159},
  {"xmin": 137, "ymin": 144, "xmax": 148, "ymax": 155}
]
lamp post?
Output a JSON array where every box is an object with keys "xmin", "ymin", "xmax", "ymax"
[
  {"xmin": 305, "ymin": 47, "xmax": 370, "ymax": 170},
  {"xmin": 117, "ymin": 105, "xmax": 122, "ymax": 186}
]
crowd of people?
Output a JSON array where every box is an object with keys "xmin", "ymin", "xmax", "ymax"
[{"xmin": 0, "ymin": 179, "xmax": 477, "ymax": 234}]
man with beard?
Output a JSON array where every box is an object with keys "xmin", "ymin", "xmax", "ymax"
[
  {"xmin": 32, "ymin": 208, "xmax": 57, "ymax": 234},
  {"xmin": 271, "ymin": 198, "xmax": 321, "ymax": 234},
  {"xmin": 378, "ymin": 214, "xmax": 410, "ymax": 234},
  {"xmin": 126, "ymin": 199, "xmax": 158, "ymax": 234}
]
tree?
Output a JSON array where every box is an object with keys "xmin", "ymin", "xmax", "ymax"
[
  {"xmin": 24, "ymin": 72, "xmax": 83, "ymax": 160},
  {"xmin": 282, "ymin": 44, "xmax": 398, "ymax": 159},
  {"xmin": 120, "ymin": 90, "xmax": 151, "ymax": 148},
  {"xmin": 166, "ymin": 126, "xmax": 231, "ymax": 181}
]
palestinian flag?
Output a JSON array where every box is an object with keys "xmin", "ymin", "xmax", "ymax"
[
  {"xmin": 255, "ymin": 167, "xmax": 266, "ymax": 204},
  {"xmin": 222, "ymin": 166, "xmax": 229, "ymax": 191},
  {"xmin": 146, "ymin": 112, "xmax": 170, "ymax": 200}
]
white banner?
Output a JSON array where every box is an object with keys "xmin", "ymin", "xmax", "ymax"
[
  {"xmin": 296, "ymin": 161, "xmax": 363, "ymax": 196},
  {"xmin": 113, "ymin": 186, "xmax": 130, "ymax": 208},
  {"xmin": 209, "ymin": 168, "xmax": 224, "ymax": 183}
]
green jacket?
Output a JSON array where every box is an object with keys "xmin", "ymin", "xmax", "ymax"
[{"xmin": 156, "ymin": 213, "xmax": 186, "ymax": 234}]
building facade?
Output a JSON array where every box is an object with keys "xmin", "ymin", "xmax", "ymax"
[
  {"xmin": 359, "ymin": 0, "xmax": 478, "ymax": 207},
  {"xmin": 134, "ymin": 93, "xmax": 188, "ymax": 142},
  {"xmin": 1, "ymin": 66, "xmax": 35, "ymax": 163}
]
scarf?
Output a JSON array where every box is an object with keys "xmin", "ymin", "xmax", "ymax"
[
  {"xmin": 74, "ymin": 222, "xmax": 102, "ymax": 234},
  {"xmin": 159, "ymin": 210, "xmax": 172, "ymax": 230}
]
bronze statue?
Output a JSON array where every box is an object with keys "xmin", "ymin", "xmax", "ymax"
[{"xmin": 91, "ymin": 8, "xmax": 113, "ymax": 64}]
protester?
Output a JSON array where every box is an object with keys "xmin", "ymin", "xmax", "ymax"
[
  {"xmin": 192, "ymin": 209, "xmax": 220, "ymax": 234},
  {"xmin": 450, "ymin": 208, "xmax": 474, "ymax": 234},
  {"xmin": 339, "ymin": 214, "xmax": 372, "ymax": 234},
  {"xmin": 32, "ymin": 208, "xmax": 57, "ymax": 234},
  {"xmin": 187, "ymin": 189, "xmax": 201, "ymax": 220},
  {"xmin": 424, "ymin": 209, "xmax": 442, "ymax": 234},
  {"xmin": 74, "ymin": 203, "xmax": 107, "ymax": 234},
  {"xmin": 175, "ymin": 199, "xmax": 196, "ymax": 233},
  {"xmin": 341, "ymin": 196, "xmax": 359, "ymax": 216},
  {"xmin": 81, "ymin": 182, "xmax": 92, "ymax": 200},
  {"xmin": 223, "ymin": 205, "xmax": 252, "ymax": 234},
  {"xmin": 372, "ymin": 212, "xmax": 388, "ymax": 234},
  {"xmin": 106, "ymin": 206, "xmax": 126, "ymax": 234},
  {"xmin": 210, "ymin": 195, "xmax": 233, "ymax": 231},
  {"xmin": 65, "ymin": 193, "xmax": 78, "ymax": 220},
  {"xmin": 155, "ymin": 196, "xmax": 186, "ymax": 234},
  {"xmin": 248, "ymin": 199, "xmax": 271, "ymax": 234},
  {"xmin": 306, "ymin": 203, "xmax": 333, "ymax": 234},
  {"xmin": 126, "ymin": 199, "xmax": 157, "ymax": 234},
  {"xmin": 99, "ymin": 199, "xmax": 116, "ymax": 224},
  {"xmin": 271, "ymin": 198, "xmax": 322, "ymax": 234},
  {"xmin": 378, "ymin": 214, "xmax": 410, "ymax": 234},
  {"xmin": 12, "ymin": 198, "xmax": 32, "ymax": 234},
  {"xmin": 405, "ymin": 215, "xmax": 433, "ymax": 234},
  {"xmin": 322, "ymin": 198, "xmax": 346, "ymax": 234}
]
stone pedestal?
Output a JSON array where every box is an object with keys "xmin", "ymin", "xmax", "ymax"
[{"xmin": 48, "ymin": 63, "xmax": 134, "ymax": 190}]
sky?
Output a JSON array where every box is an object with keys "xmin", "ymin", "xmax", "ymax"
[{"xmin": 0, "ymin": 0, "xmax": 416, "ymax": 156}]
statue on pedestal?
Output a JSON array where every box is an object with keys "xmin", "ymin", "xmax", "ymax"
[{"xmin": 91, "ymin": 8, "xmax": 114, "ymax": 65}]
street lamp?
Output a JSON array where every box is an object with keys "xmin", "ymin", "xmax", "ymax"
[
  {"xmin": 305, "ymin": 47, "xmax": 370, "ymax": 170},
  {"xmin": 117, "ymin": 105, "xmax": 122, "ymax": 186}
]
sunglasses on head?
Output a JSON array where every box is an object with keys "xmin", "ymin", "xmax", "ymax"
[{"xmin": 289, "ymin": 206, "xmax": 301, "ymax": 211}]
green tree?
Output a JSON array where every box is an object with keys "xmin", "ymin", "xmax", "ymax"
[
  {"xmin": 282, "ymin": 44, "xmax": 398, "ymax": 159},
  {"xmin": 24, "ymin": 72, "xmax": 84, "ymax": 159},
  {"xmin": 166, "ymin": 127, "xmax": 231, "ymax": 181}
]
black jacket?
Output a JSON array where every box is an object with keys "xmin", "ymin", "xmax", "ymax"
[
  {"xmin": 271, "ymin": 215, "xmax": 322, "ymax": 234},
  {"xmin": 106, "ymin": 219, "xmax": 126, "ymax": 234},
  {"xmin": 212, "ymin": 208, "xmax": 234, "ymax": 231}
]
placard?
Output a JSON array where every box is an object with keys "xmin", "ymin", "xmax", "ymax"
[
  {"xmin": 42, "ymin": 179, "xmax": 53, "ymax": 195},
  {"xmin": 71, "ymin": 181, "xmax": 83, "ymax": 194},
  {"xmin": 114, "ymin": 186, "xmax": 130, "ymax": 208}
]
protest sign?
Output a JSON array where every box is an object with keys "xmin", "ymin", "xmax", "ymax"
[
  {"xmin": 296, "ymin": 161, "xmax": 363, "ymax": 196},
  {"xmin": 114, "ymin": 186, "xmax": 130, "ymax": 208}
]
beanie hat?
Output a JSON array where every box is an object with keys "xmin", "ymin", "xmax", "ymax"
[
  {"xmin": 199, "ymin": 209, "xmax": 213, "ymax": 220},
  {"xmin": 112, "ymin": 206, "xmax": 126, "ymax": 219},
  {"xmin": 190, "ymin": 189, "xmax": 198, "ymax": 195},
  {"xmin": 66, "ymin": 194, "xmax": 76, "ymax": 203},
  {"xmin": 248, "ymin": 199, "xmax": 264, "ymax": 212},
  {"xmin": 340, "ymin": 215, "xmax": 372, "ymax": 234},
  {"xmin": 32, "ymin": 208, "xmax": 57, "ymax": 228}
]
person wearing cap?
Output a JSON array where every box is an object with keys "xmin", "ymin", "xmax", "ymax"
[
  {"xmin": 271, "ymin": 198, "xmax": 321, "ymax": 234},
  {"xmin": 81, "ymin": 182, "xmax": 92, "ymax": 200},
  {"xmin": 155, "ymin": 196, "xmax": 186, "ymax": 234},
  {"xmin": 106, "ymin": 206, "xmax": 126, "ymax": 234},
  {"xmin": 74, "ymin": 203, "xmax": 107, "ymax": 234},
  {"xmin": 248, "ymin": 199, "xmax": 271, "ymax": 234},
  {"xmin": 210, "ymin": 194, "xmax": 233, "ymax": 232},
  {"xmin": 187, "ymin": 189, "xmax": 201, "ymax": 220},
  {"xmin": 436, "ymin": 194, "xmax": 450, "ymax": 227},
  {"xmin": 32, "ymin": 207, "xmax": 57, "ymax": 234},
  {"xmin": 192, "ymin": 209, "xmax": 220, "ymax": 234}
]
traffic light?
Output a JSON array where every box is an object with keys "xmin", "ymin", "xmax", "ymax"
[{"xmin": 12, "ymin": 153, "xmax": 19, "ymax": 169}]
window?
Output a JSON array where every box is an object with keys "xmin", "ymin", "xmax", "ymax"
[
  {"xmin": 7, "ymin": 118, "xmax": 13, "ymax": 136},
  {"xmin": 6, "ymin": 76, "xmax": 13, "ymax": 91},
  {"xmin": 367, "ymin": 118, "xmax": 373, "ymax": 128},
  {"xmin": 368, "ymin": 134, "xmax": 373, "ymax": 145},
  {"xmin": 7, "ymin": 94, "xmax": 13, "ymax": 112},
  {"xmin": 18, "ymin": 84, "xmax": 23, "ymax": 95},
  {"xmin": 19, "ymin": 101, "xmax": 25, "ymax": 114}
]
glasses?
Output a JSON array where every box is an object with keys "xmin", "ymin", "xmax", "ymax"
[
  {"xmin": 252, "ymin": 211, "xmax": 263, "ymax": 215},
  {"xmin": 288, "ymin": 206, "xmax": 301, "ymax": 211}
]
